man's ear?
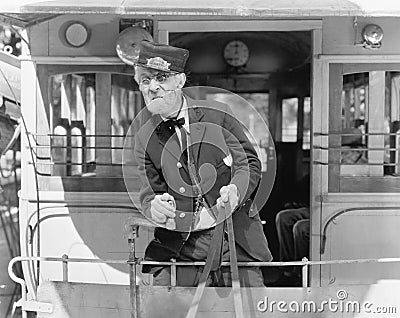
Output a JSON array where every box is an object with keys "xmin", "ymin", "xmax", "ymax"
[{"xmin": 175, "ymin": 73, "xmax": 186, "ymax": 89}]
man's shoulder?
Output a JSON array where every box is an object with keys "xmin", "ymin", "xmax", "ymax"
[
  {"xmin": 190, "ymin": 98, "xmax": 228, "ymax": 110},
  {"xmin": 187, "ymin": 97, "xmax": 230, "ymax": 119},
  {"xmin": 135, "ymin": 117, "xmax": 158, "ymax": 141}
]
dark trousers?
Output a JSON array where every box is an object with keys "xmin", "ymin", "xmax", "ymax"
[
  {"xmin": 275, "ymin": 207, "xmax": 310, "ymax": 262},
  {"xmin": 152, "ymin": 228, "xmax": 264, "ymax": 287}
]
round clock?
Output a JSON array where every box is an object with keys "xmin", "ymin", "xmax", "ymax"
[{"xmin": 223, "ymin": 40, "xmax": 249, "ymax": 67}]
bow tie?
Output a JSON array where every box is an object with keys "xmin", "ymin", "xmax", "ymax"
[{"xmin": 164, "ymin": 117, "xmax": 185, "ymax": 129}]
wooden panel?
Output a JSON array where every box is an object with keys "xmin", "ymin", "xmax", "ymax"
[
  {"xmin": 159, "ymin": 20, "xmax": 322, "ymax": 32},
  {"xmin": 328, "ymin": 63, "xmax": 342, "ymax": 192},
  {"xmin": 38, "ymin": 176, "xmax": 140, "ymax": 192},
  {"xmin": 60, "ymin": 74, "xmax": 72, "ymax": 119},
  {"xmin": 29, "ymin": 20, "xmax": 49, "ymax": 56},
  {"xmin": 139, "ymin": 284, "xmax": 400, "ymax": 317},
  {"xmin": 326, "ymin": 210, "xmax": 400, "ymax": 285},
  {"xmin": 158, "ymin": 29, "xmax": 169, "ymax": 44},
  {"xmin": 343, "ymin": 63, "xmax": 400, "ymax": 75},
  {"xmin": 340, "ymin": 176, "xmax": 400, "ymax": 192},
  {"xmin": 37, "ymin": 282, "xmax": 130, "ymax": 318},
  {"xmin": 36, "ymin": 281, "xmax": 400, "ymax": 317},
  {"xmin": 367, "ymin": 71, "xmax": 385, "ymax": 176},
  {"xmin": 296, "ymin": 97, "xmax": 305, "ymax": 180},
  {"xmin": 21, "ymin": 60, "xmax": 38, "ymax": 196},
  {"xmin": 36, "ymin": 65, "xmax": 52, "ymax": 175},
  {"xmin": 20, "ymin": 60, "xmax": 40, "ymax": 297},
  {"xmin": 310, "ymin": 28, "xmax": 323, "ymax": 287},
  {"xmin": 390, "ymin": 76, "xmax": 400, "ymax": 121},
  {"xmin": 47, "ymin": 15, "xmax": 119, "ymax": 57},
  {"xmin": 95, "ymin": 73, "xmax": 112, "ymax": 175},
  {"xmin": 46, "ymin": 65, "xmax": 134, "ymax": 76},
  {"xmin": 323, "ymin": 17, "xmax": 400, "ymax": 55}
]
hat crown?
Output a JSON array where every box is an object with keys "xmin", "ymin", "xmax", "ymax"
[{"xmin": 137, "ymin": 40, "xmax": 189, "ymax": 73}]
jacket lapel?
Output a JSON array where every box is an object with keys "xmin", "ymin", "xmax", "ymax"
[
  {"xmin": 187, "ymin": 97, "xmax": 206, "ymax": 165},
  {"xmin": 152, "ymin": 115, "xmax": 181, "ymax": 162},
  {"xmin": 150, "ymin": 96, "xmax": 206, "ymax": 169}
]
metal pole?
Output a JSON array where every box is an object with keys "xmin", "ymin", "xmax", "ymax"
[
  {"xmin": 302, "ymin": 257, "xmax": 308, "ymax": 287},
  {"xmin": 128, "ymin": 225, "xmax": 139, "ymax": 318},
  {"xmin": 62, "ymin": 254, "xmax": 68, "ymax": 282},
  {"xmin": 170, "ymin": 258, "xmax": 177, "ymax": 287},
  {"xmin": 8, "ymin": 257, "xmax": 27, "ymax": 318}
]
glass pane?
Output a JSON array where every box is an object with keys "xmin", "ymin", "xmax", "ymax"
[
  {"xmin": 340, "ymin": 71, "xmax": 400, "ymax": 177},
  {"xmin": 387, "ymin": 71, "xmax": 400, "ymax": 175},
  {"xmin": 48, "ymin": 73, "xmax": 141, "ymax": 177},
  {"xmin": 340, "ymin": 72, "xmax": 369, "ymax": 177},
  {"xmin": 341, "ymin": 73, "xmax": 368, "ymax": 129},
  {"xmin": 282, "ymin": 98, "xmax": 298, "ymax": 142},
  {"xmin": 329, "ymin": 67, "xmax": 400, "ymax": 193}
]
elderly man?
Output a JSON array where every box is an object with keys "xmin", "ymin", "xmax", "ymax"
[{"xmin": 126, "ymin": 40, "xmax": 272, "ymax": 287}]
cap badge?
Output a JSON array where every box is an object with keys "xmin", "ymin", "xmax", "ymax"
[{"xmin": 146, "ymin": 57, "xmax": 171, "ymax": 71}]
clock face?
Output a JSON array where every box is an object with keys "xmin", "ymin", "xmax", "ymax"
[{"xmin": 223, "ymin": 40, "xmax": 249, "ymax": 67}]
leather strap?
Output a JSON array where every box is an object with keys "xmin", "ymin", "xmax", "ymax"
[
  {"xmin": 185, "ymin": 207, "xmax": 226, "ymax": 318},
  {"xmin": 226, "ymin": 209, "xmax": 244, "ymax": 318},
  {"xmin": 186, "ymin": 203, "xmax": 244, "ymax": 318}
]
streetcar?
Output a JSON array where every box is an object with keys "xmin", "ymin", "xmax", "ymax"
[{"xmin": 1, "ymin": 0, "xmax": 400, "ymax": 317}]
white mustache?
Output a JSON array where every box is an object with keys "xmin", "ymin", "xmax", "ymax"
[{"xmin": 151, "ymin": 89, "xmax": 179, "ymax": 100}]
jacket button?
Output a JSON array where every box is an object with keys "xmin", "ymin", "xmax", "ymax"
[
  {"xmin": 179, "ymin": 212, "xmax": 186, "ymax": 218},
  {"xmin": 177, "ymin": 162, "xmax": 182, "ymax": 168},
  {"xmin": 179, "ymin": 187, "xmax": 185, "ymax": 193}
]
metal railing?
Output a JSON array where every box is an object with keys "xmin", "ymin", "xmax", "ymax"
[{"xmin": 8, "ymin": 255, "xmax": 400, "ymax": 318}]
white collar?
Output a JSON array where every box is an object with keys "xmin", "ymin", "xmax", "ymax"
[
  {"xmin": 161, "ymin": 97, "xmax": 189, "ymax": 131},
  {"xmin": 178, "ymin": 97, "xmax": 189, "ymax": 132}
]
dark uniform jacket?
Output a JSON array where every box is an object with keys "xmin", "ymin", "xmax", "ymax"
[{"xmin": 134, "ymin": 95, "xmax": 273, "ymax": 265}]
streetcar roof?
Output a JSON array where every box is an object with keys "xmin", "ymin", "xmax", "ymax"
[{"xmin": 2, "ymin": 0, "xmax": 400, "ymax": 26}]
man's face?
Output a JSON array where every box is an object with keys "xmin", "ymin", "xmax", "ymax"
[{"xmin": 134, "ymin": 66, "xmax": 185, "ymax": 117}]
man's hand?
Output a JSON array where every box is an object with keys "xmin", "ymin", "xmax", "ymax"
[
  {"xmin": 150, "ymin": 193, "xmax": 176, "ymax": 223},
  {"xmin": 217, "ymin": 184, "xmax": 239, "ymax": 211}
]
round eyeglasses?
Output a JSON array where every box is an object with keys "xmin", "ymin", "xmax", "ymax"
[{"xmin": 138, "ymin": 72, "xmax": 174, "ymax": 87}]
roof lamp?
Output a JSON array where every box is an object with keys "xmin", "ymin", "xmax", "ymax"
[{"xmin": 362, "ymin": 24, "xmax": 383, "ymax": 49}]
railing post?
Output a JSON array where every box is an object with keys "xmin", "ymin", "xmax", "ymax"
[
  {"xmin": 62, "ymin": 254, "xmax": 68, "ymax": 282},
  {"xmin": 301, "ymin": 257, "xmax": 308, "ymax": 287},
  {"xmin": 128, "ymin": 225, "xmax": 139, "ymax": 318},
  {"xmin": 170, "ymin": 258, "xmax": 176, "ymax": 287}
]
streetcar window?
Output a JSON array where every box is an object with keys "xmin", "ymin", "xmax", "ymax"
[
  {"xmin": 282, "ymin": 97, "xmax": 298, "ymax": 142},
  {"xmin": 281, "ymin": 97, "xmax": 310, "ymax": 150},
  {"xmin": 47, "ymin": 72, "xmax": 141, "ymax": 179},
  {"xmin": 328, "ymin": 65, "xmax": 400, "ymax": 192}
]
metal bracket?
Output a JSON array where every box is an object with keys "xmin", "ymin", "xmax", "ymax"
[{"xmin": 22, "ymin": 300, "xmax": 53, "ymax": 313}]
